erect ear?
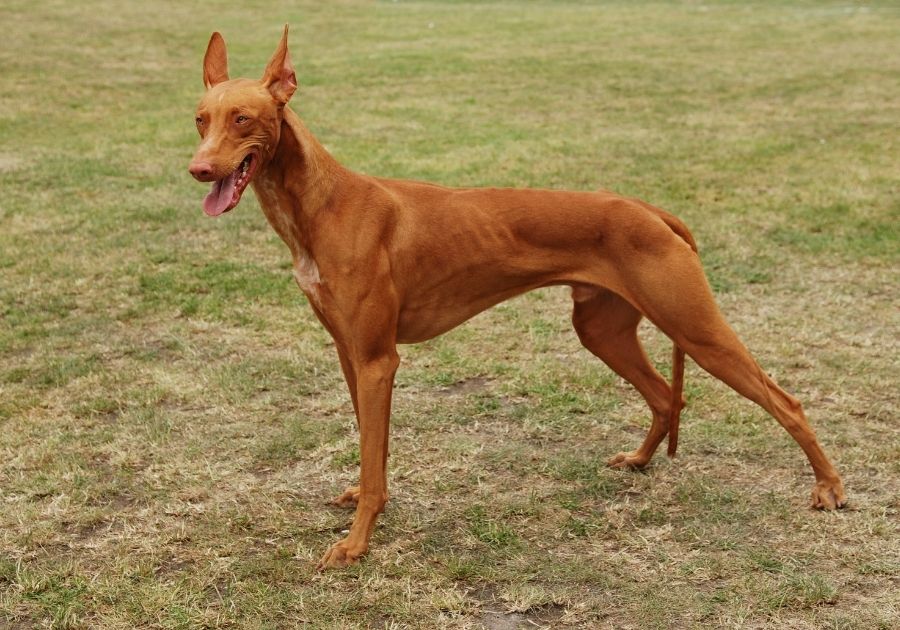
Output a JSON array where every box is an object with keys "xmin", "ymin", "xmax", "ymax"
[
  {"xmin": 203, "ymin": 32, "xmax": 229, "ymax": 89},
  {"xmin": 261, "ymin": 24, "xmax": 297, "ymax": 105}
]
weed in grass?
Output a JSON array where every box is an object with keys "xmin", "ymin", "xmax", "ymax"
[
  {"xmin": 766, "ymin": 572, "xmax": 838, "ymax": 610},
  {"xmin": 563, "ymin": 515, "xmax": 597, "ymax": 538},
  {"xmin": 748, "ymin": 549, "xmax": 788, "ymax": 574},
  {"xmin": 332, "ymin": 445, "xmax": 361, "ymax": 470},
  {"xmin": 257, "ymin": 414, "xmax": 344, "ymax": 465},
  {"xmin": 637, "ymin": 506, "xmax": 669, "ymax": 527},
  {"xmin": 443, "ymin": 555, "xmax": 491, "ymax": 582},
  {"xmin": 16, "ymin": 564, "xmax": 87, "ymax": 629},
  {"xmin": 72, "ymin": 395, "xmax": 121, "ymax": 419},
  {"xmin": 464, "ymin": 505, "xmax": 519, "ymax": 550},
  {"xmin": 675, "ymin": 476, "xmax": 743, "ymax": 523},
  {"xmin": 548, "ymin": 454, "xmax": 628, "ymax": 502}
]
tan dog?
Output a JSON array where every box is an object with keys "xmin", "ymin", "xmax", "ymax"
[{"xmin": 188, "ymin": 27, "xmax": 846, "ymax": 570}]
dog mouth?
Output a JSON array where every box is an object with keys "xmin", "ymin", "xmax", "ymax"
[{"xmin": 203, "ymin": 153, "xmax": 258, "ymax": 217}]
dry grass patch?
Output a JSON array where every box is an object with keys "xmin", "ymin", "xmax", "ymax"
[{"xmin": 2, "ymin": 1, "xmax": 899, "ymax": 628}]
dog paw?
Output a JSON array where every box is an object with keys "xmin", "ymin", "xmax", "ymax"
[
  {"xmin": 810, "ymin": 478, "xmax": 847, "ymax": 510},
  {"xmin": 607, "ymin": 450, "xmax": 651, "ymax": 469},
  {"xmin": 330, "ymin": 486, "xmax": 360, "ymax": 508},
  {"xmin": 316, "ymin": 539, "xmax": 366, "ymax": 571}
]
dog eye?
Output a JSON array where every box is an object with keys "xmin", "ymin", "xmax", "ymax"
[
  {"xmin": 235, "ymin": 115, "xmax": 248, "ymax": 124},
  {"xmin": 195, "ymin": 117, "xmax": 203, "ymax": 125}
]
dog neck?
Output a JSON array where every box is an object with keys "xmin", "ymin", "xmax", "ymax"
[{"xmin": 251, "ymin": 107, "xmax": 344, "ymax": 260}]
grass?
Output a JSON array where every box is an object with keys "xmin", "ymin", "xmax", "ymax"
[{"xmin": 1, "ymin": 0, "xmax": 898, "ymax": 628}]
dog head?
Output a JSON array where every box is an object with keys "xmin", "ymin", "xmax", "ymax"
[{"xmin": 188, "ymin": 26, "xmax": 297, "ymax": 216}]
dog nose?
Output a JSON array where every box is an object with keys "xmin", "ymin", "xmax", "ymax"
[{"xmin": 189, "ymin": 161, "xmax": 215, "ymax": 182}]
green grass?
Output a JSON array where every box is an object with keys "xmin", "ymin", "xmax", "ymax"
[{"xmin": 2, "ymin": 0, "xmax": 899, "ymax": 628}]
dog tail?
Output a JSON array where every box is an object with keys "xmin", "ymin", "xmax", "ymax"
[
  {"xmin": 658, "ymin": 210, "xmax": 698, "ymax": 254},
  {"xmin": 667, "ymin": 343, "xmax": 686, "ymax": 457},
  {"xmin": 657, "ymin": 206, "xmax": 692, "ymax": 457},
  {"xmin": 633, "ymin": 199, "xmax": 699, "ymax": 254}
]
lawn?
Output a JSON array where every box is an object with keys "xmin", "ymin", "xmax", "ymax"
[{"xmin": 1, "ymin": 1, "xmax": 898, "ymax": 628}]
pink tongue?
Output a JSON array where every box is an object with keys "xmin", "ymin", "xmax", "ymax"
[{"xmin": 203, "ymin": 169, "xmax": 238, "ymax": 216}]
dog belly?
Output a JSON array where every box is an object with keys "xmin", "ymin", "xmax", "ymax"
[
  {"xmin": 396, "ymin": 299, "xmax": 515, "ymax": 344},
  {"xmin": 395, "ymin": 277, "xmax": 563, "ymax": 344}
]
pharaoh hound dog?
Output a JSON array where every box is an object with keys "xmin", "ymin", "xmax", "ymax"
[{"xmin": 188, "ymin": 27, "xmax": 845, "ymax": 569}]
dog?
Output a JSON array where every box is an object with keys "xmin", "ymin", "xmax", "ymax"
[{"xmin": 188, "ymin": 26, "xmax": 846, "ymax": 570}]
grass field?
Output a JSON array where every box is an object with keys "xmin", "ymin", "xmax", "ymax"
[{"xmin": 1, "ymin": 0, "xmax": 898, "ymax": 628}]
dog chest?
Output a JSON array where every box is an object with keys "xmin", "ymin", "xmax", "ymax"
[{"xmin": 293, "ymin": 249, "xmax": 322, "ymax": 302}]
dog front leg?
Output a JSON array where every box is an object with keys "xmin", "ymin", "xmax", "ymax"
[
  {"xmin": 331, "ymin": 344, "xmax": 364, "ymax": 508},
  {"xmin": 317, "ymin": 351, "xmax": 399, "ymax": 570}
]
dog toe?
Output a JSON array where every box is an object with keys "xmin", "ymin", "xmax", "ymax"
[
  {"xmin": 607, "ymin": 450, "xmax": 650, "ymax": 469},
  {"xmin": 809, "ymin": 479, "xmax": 847, "ymax": 511},
  {"xmin": 317, "ymin": 539, "xmax": 365, "ymax": 571},
  {"xmin": 330, "ymin": 486, "xmax": 361, "ymax": 508}
]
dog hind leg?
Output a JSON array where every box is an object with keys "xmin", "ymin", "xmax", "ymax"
[
  {"xmin": 571, "ymin": 287, "xmax": 681, "ymax": 468},
  {"xmin": 618, "ymin": 244, "xmax": 846, "ymax": 509}
]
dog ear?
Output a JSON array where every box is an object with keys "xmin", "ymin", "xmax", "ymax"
[
  {"xmin": 262, "ymin": 24, "xmax": 297, "ymax": 105},
  {"xmin": 203, "ymin": 32, "xmax": 229, "ymax": 89}
]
